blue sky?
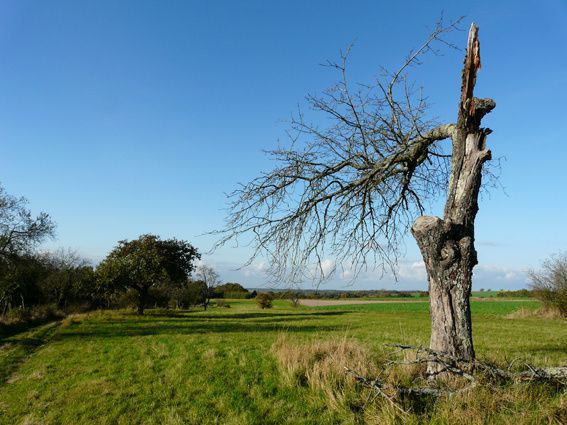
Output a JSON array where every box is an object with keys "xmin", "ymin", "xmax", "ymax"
[{"xmin": 0, "ymin": 0, "xmax": 565, "ymax": 290}]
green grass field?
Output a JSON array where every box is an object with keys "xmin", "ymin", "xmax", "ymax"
[{"xmin": 1, "ymin": 299, "xmax": 565, "ymax": 424}]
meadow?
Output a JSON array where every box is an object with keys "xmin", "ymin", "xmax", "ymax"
[{"xmin": 0, "ymin": 298, "xmax": 565, "ymax": 424}]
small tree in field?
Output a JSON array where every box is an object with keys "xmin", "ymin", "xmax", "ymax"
[
  {"xmin": 96, "ymin": 234, "xmax": 200, "ymax": 315},
  {"xmin": 529, "ymin": 253, "xmax": 567, "ymax": 316},
  {"xmin": 216, "ymin": 21, "xmax": 496, "ymax": 373},
  {"xmin": 195, "ymin": 264, "xmax": 220, "ymax": 311}
]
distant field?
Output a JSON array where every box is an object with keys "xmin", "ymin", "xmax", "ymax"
[
  {"xmin": 299, "ymin": 298, "xmax": 428, "ymax": 306},
  {"xmin": 299, "ymin": 296, "xmax": 532, "ymax": 306},
  {"xmin": 471, "ymin": 290, "xmax": 499, "ymax": 297},
  {"xmin": 1, "ymin": 298, "xmax": 565, "ymax": 424}
]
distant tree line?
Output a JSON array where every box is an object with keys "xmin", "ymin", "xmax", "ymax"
[
  {"xmin": 0, "ymin": 232, "xmax": 255, "ymax": 323},
  {"xmin": 263, "ymin": 289, "xmax": 429, "ymax": 300},
  {"xmin": 2, "ymin": 183, "xmax": 564, "ymax": 328},
  {"xmin": 494, "ymin": 289, "xmax": 532, "ymax": 298},
  {"xmin": 0, "ymin": 184, "xmax": 261, "ymax": 328},
  {"xmin": 0, "ymin": 235, "xmax": 255, "ymax": 327}
]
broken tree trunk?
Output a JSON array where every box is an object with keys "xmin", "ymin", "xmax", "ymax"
[{"xmin": 411, "ymin": 23, "xmax": 496, "ymax": 375}]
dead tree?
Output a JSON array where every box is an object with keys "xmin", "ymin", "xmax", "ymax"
[
  {"xmin": 195, "ymin": 264, "xmax": 221, "ymax": 310},
  {"xmin": 412, "ymin": 24, "xmax": 494, "ymax": 368},
  {"xmin": 215, "ymin": 21, "xmax": 495, "ymax": 372}
]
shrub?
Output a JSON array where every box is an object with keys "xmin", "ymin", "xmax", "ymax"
[
  {"xmin": 528, "ymin": 253, "xmax": 567, "ymax": 316},
  {"xmin": 215, "ymin": 299, "xmax": 230, "ymax": 308},
  {"xmin": 214, "ymin": 282, "xmax": 250, "ymax": 299},
  {"xmin": 1, "ymin": 304, "xmax": 65, "ymax": 336},
  {"xmin": 113, "ymin": 288, "xmax": 140, "ymax": 309},
  {"xmin": 496, "ymin": 289, "xmax": 531, "ymax": 298},
  {"xmin": 505, "ymin": 306, "xmax": 563, "ymax": 320},
  {"xmin": 222, "ymin": 291, "xmax": 249, "ymax": 299},
  {"xmin": 255, "ymin": 292, "xmax": 273, "ymax": 309}
]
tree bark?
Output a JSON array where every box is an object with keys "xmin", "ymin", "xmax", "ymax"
[
  {"xmin": 137, "ymin": 288, "xmax": 148, "ymax": 315},
  {"xmin": 411, "ymin": 23, "xmax": 495, "ymax": 375}
]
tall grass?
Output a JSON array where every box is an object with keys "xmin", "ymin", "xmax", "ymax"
[
  {"xmin": 272, "ymin": 333, "xmax": 567, "ymax": 424},
  {"xmin": 272, "ymin": 334, "xmax": 379, "ymax": 414},
  {"xmin": 506, "ymin": 305, "xmax": 564, "ymax": 320}
]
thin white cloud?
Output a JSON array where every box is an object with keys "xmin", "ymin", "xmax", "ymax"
[
  {"xmin": 476, "ymin": 264, "xmax": 521, "ymax": 281},
  {"xmin": 320, "ymin": 258, "xmax": 335, "ymax": 276},
  {"xmin": 202, "ymin": 255, "xmax": 530, "ymax": 291},
  {"xmin": 242, "ymin": 261, "xmax": 267, "ymax": 277},
  {"xmin": 397, "ymin": 261, "xmax": 427, "ymax": 281}
]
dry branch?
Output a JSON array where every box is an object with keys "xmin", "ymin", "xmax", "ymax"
[
  {"xmin": 385, "ymin": 343, "xmax": 567, "ymax": 384},
  {"xmin": 344, "ymin": 366, "xmax": 475, "ymax": 398},
  {"xmin": 343, "ymin": 343, "xmax": 566, "ymax": 414},
  {"xmin": 213, "ymin": 19, "xmax": 467, "ymax": 284},
  {"xmin": 216, "ymin": 20, "xmax": 505, "ymax": 383}
]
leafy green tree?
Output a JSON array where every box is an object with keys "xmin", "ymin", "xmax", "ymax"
[
  {"xmin": 39, "ymin": 249, "xmax": 95, "ymax": 309},
  {"xmin": 0, "ymin": 184, "xmax": 55, "ymax": 313},
  {"xmin": 185, "ymin": 280, "xmax": 208, "ymax": 307},
  {"xmin": 96, "ymin": 234, "xmax": 200, "ymax": 314},
  {"xmin": 0, "ymin": 254, "xmax": 46, "ymax": 313},
  {"xmin": 214, "ymin": 282, "xmax": 250, "ymax": 299}
]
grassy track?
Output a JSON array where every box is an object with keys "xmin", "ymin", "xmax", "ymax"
[{"xmin": 0, "ymin": 299, "xmax": 565, "ymax": 424}]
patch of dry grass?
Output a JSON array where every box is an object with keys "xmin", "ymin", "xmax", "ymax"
[
  {"xmin": 272, "ymin": 334, "xmax": 381, "ymax": 417},
  {"xmin": 272, "ymin": 334, "xmax": 377, "ymax": 386},
  {"xmin": 272, "ymin": 334, "xmax": 567, "ymax": 424},
  {"xmin": 506, "ymin": 306, "xmax": 564, "ymax": 320}
]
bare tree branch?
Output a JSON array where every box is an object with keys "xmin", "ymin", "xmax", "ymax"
[
  {"xmin": 0, "ymin": 184, "xmax": 56, "ymax": 259},
  {"xmin": 212, "ymin": 19, "xmax": 477, "ymax": 284}
]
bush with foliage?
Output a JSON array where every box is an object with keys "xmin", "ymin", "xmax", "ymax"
[
  {"xmin": 214, "ymin": 282, "xmax": 249, "ymax": 299},
  {"xmin": 215, "ymin": 299, "xmax": 230, "ymax": 308},
  {"xmin": 255, "ymin": 292, "xmax": 273, "ymax": 309}
]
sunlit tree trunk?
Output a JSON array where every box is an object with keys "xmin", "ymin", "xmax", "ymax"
[{"xmin": 412, "ymin": 24, "xmax": 494, "ymax": 373}]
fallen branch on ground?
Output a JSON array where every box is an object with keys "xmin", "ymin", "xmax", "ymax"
[
  {"xmin": 385, "ymin": 343, "xmax": 567, "ymax": 384},
  {"xmin": 344, "ymin": 343, "xmax": 567, "ymax": 412},
  {"xmin": 344, "ymin": 367, "xmax": 476, "ymax": 398}
]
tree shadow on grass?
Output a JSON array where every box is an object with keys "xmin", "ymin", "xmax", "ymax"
[
  {"xmin": 0, "ymin": 314, "xmax": 64, "ymax": 339},
  {"xmin": 92, "ymin": 310, "xmax": 349, "ymax": 325},
  {"xmin": 521, "ymin": 345, "xmax": 567, "ymax": 354},
  {"xmin": 0, "ymin": 321, "xmax": 61, "ymax": 385},
  {"xmin": 176, "ymin": 311, "xmax": 349, "ymax": 320},
  {"xmin": 104, "ymin": 309, "xmax": 349, "ymax": 320},
  {"xmin": 60, "ymin": 313, "xmax": 344, "ymax": 340}
]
